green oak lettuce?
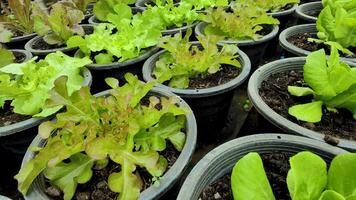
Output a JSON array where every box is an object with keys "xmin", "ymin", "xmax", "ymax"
[
  {"xmin": 93, "ymin": 0, "xmax": 136, "ymax": 21},
  {"xmin": 153, "ymin": 29, "xmax": 241, "ymax": 89},
  {"xmin": 231, "ymin": 152, "xmax": 356, "ymax": 200},
  {"xmin": 0, "ymin": 51, "xmax": 92, "ymax": 117},
  {"xmin": 67, "ymin": 5, "xmax": 161, "ymax": 64},
  {"xmin": 202, "ymin": 5, "xmax": 279, "ymax": 41},
  {"xmin": 231, "ymin": 0, "xmax": 300, "ymax": 13},
  {"xmin": 15, "ymin": 73, "xmax": 187, "ymax": 200},
  {"xmin": 288, "ymin": 45, "xmax": 356, "ymax": 123}
]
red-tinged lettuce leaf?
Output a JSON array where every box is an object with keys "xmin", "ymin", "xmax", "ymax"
[
  {"xmin": 0, "ymin": 0, "xmax": 33, "ymax": 35},
  {"xmin": 33, "ymin": 1, "xmax": 84, "ymax": 45}
]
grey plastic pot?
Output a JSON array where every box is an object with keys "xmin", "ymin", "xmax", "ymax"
[
  {"xmin": 295, "ymin": 2, "xmax": 322, "ymax": 23},
  {"xmin": 24, "ymin": 24, "xmax": 94, "ymax": 57},
  {"xmin": 21, "ymin": 86, "xmax": 197, "ymax": 200},
  {"xmin": 195, "ymin": 22, "xmax": 279, "ymax": 68},
  {"xmin": 0, "ymin": 195, "xmax": 12, "ymax": 200},
  {"xmin": 142, "ymin": 42, "xmax": 251, "ymax": 143},
  {"xmin": 10, "ymin": 49, "xmax": 33, "ymax": 63},
  {"xmin": 75, "ymin": 46, "xmax": 160, "ymax": 93},
  {"xmin": 0, "ymin": 68, "xmax": 92, "ymax": 156},
  {"xmin": 247, "ymin": 57, "xmax": 356, "ymax": 151},
  {"xmin": 279, "ymin": 23, "xmax": 356, "ymax": 63},
  {"xmin": 269, "ymin": 3, "xmax": 298, "ymax": 18},
  {"xmin": 88, "ymin": 7, "xmax": 144, "ymax": 24},
  {"xmin": 177, "ymin": 133, "xmax": 348, "ymax": 200}
]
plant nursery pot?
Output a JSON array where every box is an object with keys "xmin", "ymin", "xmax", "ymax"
[
  {"xmin": 0, "ymin": 195, "xmax": 12, "ymax": 200},
  {"xmin": 3, "ymin": 32, "xmax": 37, "ymax": 50},
  {"xmin": 248, "ymin": 57, "xmax": 356, "ymax": 151},
  {"xmin": 195, "ymin": 22, "xmax": 279, "ymax": 69},
  {"xmin": 88, "ymin": 7, "xmax": 144, "ymax": 24},
  {"xmin": 177, "ymin": 133, "xmax": 348, "ymax": 200},
  {"xmin": 0, "ymin": 68, "xmax": 92, "ymax": 157},
  {"xmin": 75, "ymin": 46, "xmax": 160, "ymax": 93},
  {"xmin": 24, "ymin": 24, "xmax": 94, "ymax": 57},
  {"xmin": 142, "ymin": 42, "xmax": 251, "ymax": 144},
  {"xmin": 9, "ymin": 49, "xmax": 33, "ymax": 64},
  {"xmin": 295, "ymin": 2, "xmax": 322, "ymax": 24},
  {"xmin": 279, "ymin": 24, "xmax": 356, "ymax": 63},
  {"xmin": 21, "ymin": 86, "xmax": 197, "ymax": 200}
]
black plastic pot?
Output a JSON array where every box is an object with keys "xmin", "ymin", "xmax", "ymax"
[
  {"xmin": 24, "ymin": 24, "xmax": 94, "ymax": 57},
  {"xmin": 0, "ymin": 68, "xmax": 92, "ymax": 157},
  {"xmin": 21, "ymin": 86, "xmax": 197, "ymax": 200},
  {"xmin": 76, "ymin": 46, "xmax": 159, "ymax": 93},
  {"xmin": 3, "ymin": 32, "xmax": 37, "ymax": 50},
  {"xmin": 279, "ymin": 24, "xmax": 356, "ymax": 63},
  {"xmin": 177, "ymin": 133, "xmax": 348, "ymax": 200},
  {"xmin": 9, "ymin": 49, "xmax": 33, "ymax": 63},
  {"xmin": 195, "ymin": 22, "xmax": 279, "ymax": 69},
  {"xmin": 248, "ymin": 57, "xmax": 356, "ymax": 151},
  {"xmin": 142, "ymin": 42, "xmax": 251, "ymax": 144},
  {"xmin": 295, "ymin": 2, "xmax": 322, "ymax": 24}
]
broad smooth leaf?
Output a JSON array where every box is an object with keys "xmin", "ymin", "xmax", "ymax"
[
  {"xmin": 287, "ymin": 151, "xmax": 327, "ymax": 200},
  {"xmin": 327, "ymin": 153, "xmax": 356, "ymax": 198},
  {"xmin": 288, "ymin": 101, "xmax": 324, "ymax": 123},
  {"xmin": 231, "ymin": 152, "xmax": 275, "ymax": 200},
  {"xmin": 319, "ymin": 190, "xmax": 345, "ymax": 200}
]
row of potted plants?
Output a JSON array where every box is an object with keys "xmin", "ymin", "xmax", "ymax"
[{"xmin": 0, "ymin": 0, "xmax": 355, "ymax": 199}]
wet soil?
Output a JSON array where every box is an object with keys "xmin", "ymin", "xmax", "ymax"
[
  {"xmin": 13, "ymin": 51, "xmax": 26, "ymax": 63},
  {"xmin": 0, "ymin": 102, "xmax": 31, "ymax": 127}
]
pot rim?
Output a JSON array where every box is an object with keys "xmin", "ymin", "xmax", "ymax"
[{"xmin": 295, "ymin": 1, "xmax": 322, "ymax": 23}]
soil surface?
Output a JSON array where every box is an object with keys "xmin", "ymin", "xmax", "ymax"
[
  {"xmin": 305, "ymin": 10, "xmax": 320, "ymax": 18},
  {"xmin": 259, "ymin": 70, "xmax": 356, "ymax": 143},
  {"xmin": 287, "ymin": 33, "xmax": 356, "ymax": 58},
  {"xmin": 13, "ymin": 51, "xmax": 26, "ymax": 63},
  {"xmin": 0, "ymin": 102, "xmax": 31, "ymax": 127},
  {"xmin": 32, "ymin": 37, "xmax": 65, "ymax": 50},
  {"xmin": 188, "ymin": 65, "xmax": 241, "ymax": 89},
  {"xmin": 199, "ymin": 152, "xmax": 291, "ymax": 200},
  {"xmin": 45, "ymin": 142, "xmax": 180, "ymax": 200}
]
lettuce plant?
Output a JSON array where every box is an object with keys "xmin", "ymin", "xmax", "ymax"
[
  {"xmin": 0, "ymin": 51, "xmax": 92, "ymax": 117},
  {"xmin": 202, "ymin": 5, "xmax": 279, "ymax": 41},
  {"xmin": 32, "ymin": 1, "xmax": 85, "ymax": 45},
  {"xmin": 61, "ymin": 0, "xmax": 97, "ymax": 13},
  {"xmin": 67, "ymin": 5, "xmax": 161, "ymax": 64},
  {"xmin": 288, "ymin": 45, "xmax": 356, "ymax": 123},
  {"xmin": 0, "ymin": 48, "xmax": 15, "ymax": 68},
  {"xmin": 231, "ymin": 151, "xmax": 356, "ymax": 200},
  {"xmin": 322, "ymin": 0, "xmax": 356, "ymax": 14},
  {"xmin": 309, "ymin": 3, "xmax": 356, "ymax": 54},
  {"xmin": 142, "ymin": 0, "xmax": 201, "ymax": 30},
  {"xmin": 0, "ymin": 0, "xmax": 34, "ymax": 42},
  {"xmin": 153, "ymin": 29, "xmax": 241, "ymax": 89},
  {"xmin": 93, "ymin": 0, "xmax": 136, "ymax": 21},
  {"xmin": 231, "ymin": 0, "xmax": 300, "ymax": 13},
  {"xmin": 15, "ymin": 73, "xmax": 187, "ymax": 200}
]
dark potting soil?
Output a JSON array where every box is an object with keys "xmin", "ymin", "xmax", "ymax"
[
  {"xmin": 305, "ymin": 10, "xmax": 320, "ymax": 18},
  {"xmin": 199, "ymin": 152, "xmax": 291, "ymax": 200},
  {"xmin": 259, "ymin": 70, "xmax": 356, "ymax": 142},
  {"xmin": 13, "ymin": 51, "xmax": 26, "ymax": 63},
  {"xmin": 287, "ymin": 33, "xmax": 356, "ymax": 58},
  {"xmin": 0, "ymin": 102, "xmax": 31, "ymax": 127},
  {"xmin": 32, "ymin": 37, "xmax": 65, "ymax": 50},
  {"xmin": 188, "ymin": 65, "xmax": 241, "ymax": 89},
  {"xmin": 45, "ymin": 142, "xmax": 180, "ymax": 200}
]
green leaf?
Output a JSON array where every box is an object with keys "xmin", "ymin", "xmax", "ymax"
[
  {"xmin": 0, "ymin": 24, "xmax": 13, "ymax": 43},
  {"xmin": 0, "ymin": 48, "xmax": 15, "ymax": 68},
  {"xmin": 319, "ymin": 190, "xmax": 346, "ymax": 200},
  {"xmin": 327, "ymin": 153, "xmax": 356, "ymax": 198},
  {"xmin": 231, "ymin": 152, "xmax": 275, "ymax": 200},
  {"xmin": 44, "ymin": 153, "xmax": 94, "ymax": 200},
  {"xmin": 288, "ymin": 86, "xmax": 315, "ymax": 97},
  {"xmin": 287, "ymin": 151, "xmax": 327, "ymax": 200},
  {"xmin": 289, "ymin": 101, "xmax": 324, "ymax": 123},
  {"xmin": 0, "ymin": 0, "xmax": 33, "ymax": 35}
]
